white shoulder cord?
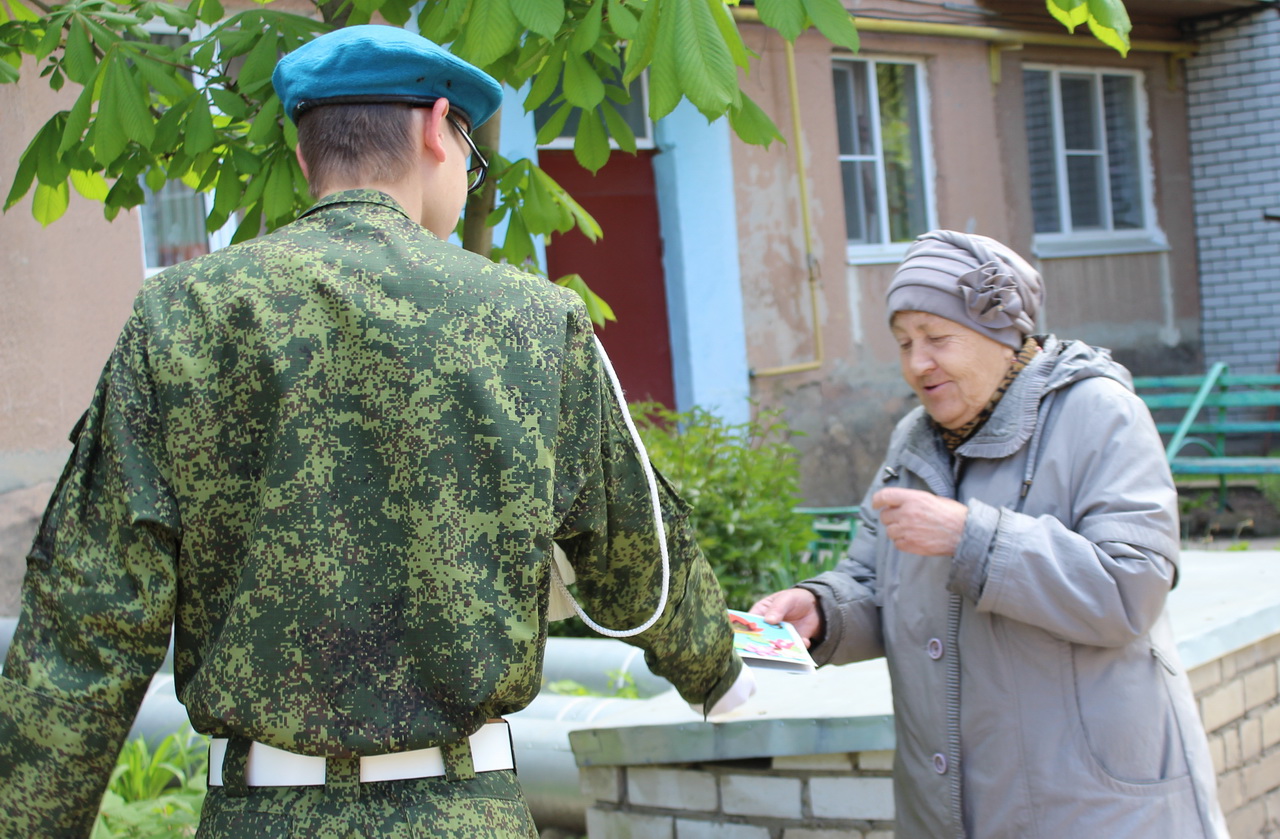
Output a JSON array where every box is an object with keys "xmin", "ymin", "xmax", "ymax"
[{"xmin": 549, "ymin": 335, "xmax": 671, "ymax": 638}]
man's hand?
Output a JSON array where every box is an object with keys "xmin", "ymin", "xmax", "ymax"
[
  {"xmin": 748, "ymin": 588, "xmax": 823, "ymax": 648},
  {"xmin": 871, "ymin": 487, "xmax": 968, "ymax": 556}
]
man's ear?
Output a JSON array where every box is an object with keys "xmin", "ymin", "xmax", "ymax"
[
  {"xmin": 422, "ymin": 98, "xmax": 452, "ymax": 164},
  {"xmin": 294, "ymin": 145, "xmax": 310, "ymax": 178}
]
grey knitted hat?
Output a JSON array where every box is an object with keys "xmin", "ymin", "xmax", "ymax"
[{"xmin": 886, "ymin": 230, "xmax": 1043, "ymax": 350}]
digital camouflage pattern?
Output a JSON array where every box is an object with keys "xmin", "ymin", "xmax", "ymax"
[{"xmin": 0, "ymin": 190, "xmax": 740, "ymax": 836}]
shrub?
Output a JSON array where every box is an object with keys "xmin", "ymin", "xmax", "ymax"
[
  {"xmin": 629, "ymin": 402, "xmax": 816, "ymax": 611},
  {"xmin": 92, "ymin": 728, "xmax": 208, "ymax": 839}
]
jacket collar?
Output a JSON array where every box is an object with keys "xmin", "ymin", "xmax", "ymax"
[{"xmin": 297, "ymin": 189, "xmax": 414, "ymax": 223}]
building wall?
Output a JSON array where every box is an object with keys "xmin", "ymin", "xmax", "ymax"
[
  {"xmin": 1185, "ymin": 9, "xmax": 1280, "ymax": 375},
  {"xmin": 0, "ymin": 59, "xmax": 146, "ymax": 614},
  {"xmin": 731, "ymin": 14, "xmax": 1204, "ymax": 505}
]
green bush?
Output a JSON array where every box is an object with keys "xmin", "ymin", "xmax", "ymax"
[
  {"xmin": 629, "ymin": 402, "xmax": 816, "ymax": 611},
  {"xmin": 92, "ymin": 728, "xmax": 208, "ymax": 839}
]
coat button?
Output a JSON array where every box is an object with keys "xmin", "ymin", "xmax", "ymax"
[
  {"xmin": 933, "ymin": 752, "xmax": 948, "ymax": 774},
  {"xmin": 927, "ymin": 638, "xmax": 944, "ymax": 660}
]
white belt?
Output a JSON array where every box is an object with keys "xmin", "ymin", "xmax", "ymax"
[{"xmin": 208, "ymin": 722, "xmax": 514, "ymax": 787}]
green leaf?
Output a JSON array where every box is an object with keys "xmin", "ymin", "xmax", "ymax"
[
  {"xmin": 262, "ymin": 156, "xmax": 296, "ymax": 226},
  {"xmin": 600, "ymin": 100, "xmax": 637, "ymax": 154},
  {"xmin": 184, "ymin": 95, "xmax": 215, "ymax": 155},
  {"xmin": 646, "ymin": 0, "xmax": 682, "ymax": 119},
  {"xmin": 562, "ymin": 51, "xmax": 605, "ymax": 109},
  {"xmin": 460, "ymin": 0, "xmax": 520, "ymax": 67},
  {"xmin": 0, "ymin": 60, "xmax": 17, "ymax": 84},
  {"xmin": 568, "ymin": 0, "xmax": 603, "ymax": 55},
  {"xmin": 4, "ymin": 127, "xmax": 42, "ymax": 210},
  {"xmin": 728, "ymin": 91, "xmax": 783, "ymax": 147},
  {"xmin": 623, "ymin": 0, "xmax": 662, "ymax": 85},
  {"xmin": 69, "ymin": 169, "xmax": 109, "ymax": 201},
  {"xmin": 32, "ymin": 180, "xmax": 70, "ymax": 225},
  {"xmin": 523, "ymin": 43, "xmax": 564, "ymax": 111},
  {"xmin": 1086, "ymin": 0, "xmax": 1131, "ymax": 54},
  {"xmin": 231, "ymin": 201, "xmax": 262, "ymax": 243},
  {"xmin": 153, "ymin": 2, "xmax": 198, "ymax": 28},
  {"xmin": 35, "ymin": 115, "xmax": 70, "ymax": 185},
  {"xmin": 6, "ymin": 0, "xmax": 39, "ymax": 22},
  {"xmin": 246, "ymin": 93, "xmax": 281, "ymax": 144},
  {"xmin": 63, "ymin": 18, "xmax": 97, "ymax": 85},
  {"xmin": 498, "ymin": 208, "xmax": 535, "ymax": 265},
  {"xmin": 801, "ymin": 0, "xmax": 859, "ymax": 52},
  {"xmin": 198, "ymin": 0, "xmax": 224, "ymax": 25},
  {"xmin": 534, "ymin": 101, "xmax": 571, "ymax": 145},
  {"xmin": 672, "ymin": 0, "xmax": 737, "ymax": 117},
  {"xmin": 555, "ymin": 273, "xmax": 616, "ymax": 327},
  {"xmin": 132, "ymin": 52, "xmax": 194, "ymax": 103},
  {"xmin": 707, "ymin": 0, "xmax": 753, "ymax": 70},
  {"xmin": 34, "ymin": 17, "xmax": 63, "ymax": 63},
  {"xmin": 209, "ymin": 87, "xmax": 249, "ymax": 119},
  {"xmin": 153, "ymin": 100, "xmax": 187, "ymax": 153},
  {"xmin": 98, "ymin": 55, "xmax": 154, "ymax": 162},
  {"xmin": 573, "ymin": 108, "xmax": 610, "ymax": 173},
  {"xmin": 606, "ymin": 0, "xmax": 638, "ymax": 40},
  {"xmin": 510, "ymin": 0, "xmax": 563, "ymax": 39},
  {"xmin": 145, "ymin": 164, "xmax": 167, "ymax": 193},
  {"xmin": 419, "ymin": 0, "xmax": 470, "ymax": 43},
  {"xmin": 237, "ymin": 31, "xmax": 278, "ymax": 96},
  {"xmin": 59, "ymin": 82, "xmax": 96, "ymax": 154},
  {"xmin": 757, "ymin": 0, "xmax": 807, "ymax": 41},
  {"xmin": 212, "ymin": 158, "xmax": 242, "ymax": 220},
  {"xmin": 1045, "ymin": 0, "xmax": 1088, "ymax": 32}
]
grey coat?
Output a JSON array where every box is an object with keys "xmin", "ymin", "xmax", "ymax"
[{"xmin": 802, "ymin": 336, "xmax": 1227, "ymax": 839}]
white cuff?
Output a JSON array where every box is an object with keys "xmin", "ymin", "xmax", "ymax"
[{"xmin": 690, "ymin": 662, "xmax": 757, "ymax": 719}]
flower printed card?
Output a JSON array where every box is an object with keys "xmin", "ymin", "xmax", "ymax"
[{"xmin": 728, "ymin": 609, "xmax": 816, "ymax": 674}]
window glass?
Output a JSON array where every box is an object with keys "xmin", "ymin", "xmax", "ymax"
[
  {"xmin": 1023, "ymin": 65, "xmax": 1150, "ymax": 239},
  {"xmin": 832, "ymin": 57, "xmax": 932, "ymax": 252}
]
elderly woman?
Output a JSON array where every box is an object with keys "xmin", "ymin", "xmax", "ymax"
[{"xmin": 753, "ymin": 230, "xmax": 1226, "ymax": 838}]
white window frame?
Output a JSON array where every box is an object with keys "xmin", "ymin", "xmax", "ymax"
[
  {"xmin": 136, "ymin": 22, "xmax": 236, "ymax": 277},
  {"xmin": 1023, "ymin": 63, "xmax": 1166, "ymax": 259},
  {"xmin": 833, "ymin": 55, "xmax": 937, "ymax": 266},
  {"xmin": 536, "ymin": 72, "xmax": 655, "ymax": 151}
]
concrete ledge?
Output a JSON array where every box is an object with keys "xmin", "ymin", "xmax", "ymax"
[{"xmin": 571, "ymin": 549, "xmax": 1280, "ymax": 768}]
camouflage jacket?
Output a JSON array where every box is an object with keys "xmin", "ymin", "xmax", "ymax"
[{"xmin": 0, "ymin": 190, "xmax": 740, "ymax": 836}]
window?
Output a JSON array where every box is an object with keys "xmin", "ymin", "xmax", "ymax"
[
  {"xmin": 138, "ymin": 31, "xmax": 234, "ymax": 276},
  {"xmin": 1023, "ymin": 65, "xmax": 1163, "ymax": 256},
  {"xmin": 832, "ymin": 57, "xmax": 933, "ymax": 262}
]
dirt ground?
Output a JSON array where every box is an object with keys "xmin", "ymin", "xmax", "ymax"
[{"xmin": 1178, "ymin": 484, "xmax": 1280, "ymax": 548}]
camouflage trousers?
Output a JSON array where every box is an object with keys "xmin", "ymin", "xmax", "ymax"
[{"xmin": 194, "ymin": 767, "xmax": 538, "ymax": 838}]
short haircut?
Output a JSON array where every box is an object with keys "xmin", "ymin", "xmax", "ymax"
[{"xmin": 296, "ymin": 104, "xmax": 418, "ymax": 198}]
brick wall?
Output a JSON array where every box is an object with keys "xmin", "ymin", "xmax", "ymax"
[
  {"xmin": 1191, "ymin": 632, "xmax": 1280, "ymax": 837},
  {"xmin": 1186, "ymin": 9, "xmax": 1280, "ymax": 375},
  {"xmin": 578, "ymin": 631, "xmax": 1280, "ymax": 838}
]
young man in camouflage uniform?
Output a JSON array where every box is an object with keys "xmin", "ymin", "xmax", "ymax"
[{"xmin": 0, "ymin": 25, "xmax": 750, "ymax": 837}]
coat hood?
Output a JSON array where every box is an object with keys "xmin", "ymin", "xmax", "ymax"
[{"xmin": 955, "ymin": 335, "xmax": 1133, "ymax": 461}]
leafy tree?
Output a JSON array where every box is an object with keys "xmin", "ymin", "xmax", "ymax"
[{"xmin": 0, "ymin": 0, "xmax": 1130, "ymax": 318}]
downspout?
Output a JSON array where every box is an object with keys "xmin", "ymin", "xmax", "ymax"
[{"xmin": 751, "ymin": 38, "xmax": 826, "ymax": 379}]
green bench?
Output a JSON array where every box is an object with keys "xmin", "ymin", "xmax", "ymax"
[
  {"xmin": 1133, "ymin": 362, "xmax": 1280, "ymax": 505},
  {"xmin": 794, "ymin": 505, "xmax": 860, "ymax": 562}
]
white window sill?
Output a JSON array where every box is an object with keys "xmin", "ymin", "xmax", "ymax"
[
  {"xmin": 846, "ymin": 242, "xmax": 914, "ymax": 266},
  {"xmin": 1032, "ymin": 232, "xmax": 1169, "ymax": 259}
]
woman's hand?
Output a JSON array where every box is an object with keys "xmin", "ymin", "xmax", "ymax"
[
  {"xmin": 872, "ymin": 487, "xmax": 968, "ymax": 556},
  {"xmin": 749, "ymin": 588, "xmax": 823, "ymax": 648}
]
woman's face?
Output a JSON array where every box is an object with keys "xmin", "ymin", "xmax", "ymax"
[{"xmin": 890, "ymin": 310, "xmax": 1017, "ymax": 430}]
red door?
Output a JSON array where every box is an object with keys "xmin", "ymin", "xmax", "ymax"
[{"xmin": 539, "ymin": 150, "xmax": 675, "ymax": 408}]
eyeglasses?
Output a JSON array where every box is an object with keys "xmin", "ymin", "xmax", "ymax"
[{"xmin": 447, "ymin": 115, "xmax": 488, "ymax": 194}]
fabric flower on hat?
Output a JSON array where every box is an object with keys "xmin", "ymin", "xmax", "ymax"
[{"xmin": 956, "ymin": 261, "xmax": 1030, "ymax": 331}]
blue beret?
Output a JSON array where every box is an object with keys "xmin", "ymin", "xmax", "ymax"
[{"xmin": 272, "ymin": 25, "xmax": 504, "ymax": 128}]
